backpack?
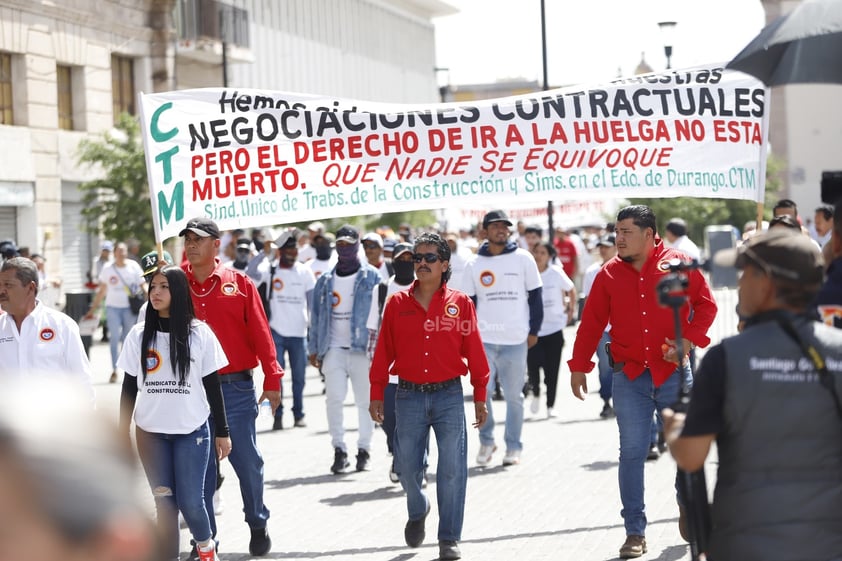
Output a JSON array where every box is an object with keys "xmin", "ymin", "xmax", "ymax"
[{"xmin": 258, "ymin": 263, "xmax": 276, "ymax": 320}]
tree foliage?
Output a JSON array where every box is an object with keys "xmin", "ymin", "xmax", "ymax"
[
  {"xmin": 629, "ymin": 155, "xmax": 785, "ymax": 243},
  {"xmin": 77, "ymin": 113, "xmax": 155, "ymax": 250}
]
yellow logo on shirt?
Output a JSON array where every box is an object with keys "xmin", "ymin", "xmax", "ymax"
[
  {"xmin": 656, "ymin": 259, "xmax": 674, "ymax": 272},
  {"xmin": 444, "ymin": 303, "xmax": 460, "ymax": 318},
  {"xmin": 221, "ymin": 282, "xmax": 237, "ymax": 295},
  {"xmin": 479, "ymin": 270, "xmax": 495, "ymax": 287},
  {"xmin": 39, "ymin": 328, "xmax": 55, "ymax": 342},
  {"xmin": 145, "ymin": 349, "xmax": 162, "ymax": 374}
]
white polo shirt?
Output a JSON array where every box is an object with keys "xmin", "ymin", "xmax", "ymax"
[
  {"xmin": 118, "ymin": 320, "xmax": 228, "ymax": 434},
  {"xmin": 0, "ymin": 301, "xmax": 94, "ymax": 401},
  {"xmin": 464, "ymin": 248, "xmax": 543, "ymax": 345}
]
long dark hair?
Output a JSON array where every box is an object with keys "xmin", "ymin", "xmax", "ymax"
[{"xmin": 140, "ymin": 266, "xmax": 194, "ymax": 383}]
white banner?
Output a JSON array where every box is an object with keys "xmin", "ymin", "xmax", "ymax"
[{"xmin": 139, "ymin": 64, "xmax": 768, "ymax": 242}]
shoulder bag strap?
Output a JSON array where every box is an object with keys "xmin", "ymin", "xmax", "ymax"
[{"xmin": 776, "ymin": 318, "xmax": 842, "ymax": 421}]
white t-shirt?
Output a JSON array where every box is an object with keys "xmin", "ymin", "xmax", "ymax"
[
  {"xmin": 118, "ymin": 320, "xmax": 228, "ymax": 434},
  {"xmin": 297, "ymin": 244, "xmax": 316, "ymax": 263},
  {"xmin": 538, "ymin": 265, "xmax": 575, "ymax": 336},
  {"xmin": 667, "ymin": 235, "xmax": 701, "ymax": 261},
  {"xmin": 261, "ymin": 262, "xmax": 316, "ymax": 337},
  {"xmin": 308, "ymin": 257, "xmax": 335, "ymax": 280},
  {"xmin": 0, "ymin": 301, "xmax": 94, "ymax": 402},
  {"xmin": 464, "ymin": 248, "xmax": 543, "ymax": 345},
  {"xmin": 582, "ymin": 261, "xmax": 612, "ymax": 333},
  {"xmin": 447, "ymin": 249, "xmax": 474, "ymax": 293},
  {"xmin": 99, "ymin": 260, "xmax": 145, "ymax": 308},
  {"xmin": 366, "ymin": 278, "xmax": 412, "ymax": 384},
  {"xmin": 328, "ymin": 272, "xmax": 357, "ymax": 349}
]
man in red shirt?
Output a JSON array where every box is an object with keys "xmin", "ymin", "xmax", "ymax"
[
  {"xmin": 553, "ymin": 227, "xmax": 579, "ymax": 280},
  {"xmin": 180, "ymin": 217, "xmax": 282, "ymax": 558},
  {"xmin": 568, "ymin": 205, "xmax": 716, "ymax": 559},
  {"xmin": 369, "ymin": 232, "xmax": 489, "ymax": 561}
]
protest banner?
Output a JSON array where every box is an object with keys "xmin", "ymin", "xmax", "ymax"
[{"xmin": 138, "ymin": 64, "xmax": 768, "ymax": 241}]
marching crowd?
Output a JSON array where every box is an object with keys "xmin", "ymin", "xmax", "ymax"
[{"xmin": 0, "ymin": 199, "xmax": 840, "ymax": 561}]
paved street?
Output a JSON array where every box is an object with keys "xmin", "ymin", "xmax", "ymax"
[{"xmin": 90, "ymin": 309, "xmax": 730, "ymax": 561}]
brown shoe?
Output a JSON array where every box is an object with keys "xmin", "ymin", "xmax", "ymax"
[
  {"xmin": 109, "ymin": 371, "xmax": 118, "ymax": 383},
  {"xmin": 619, "ymin": 535, "xmax": 647, "ymax": 559},
  {"xmin": 678, "ymin": 504, "xmax": 689, "ymax": 542}
]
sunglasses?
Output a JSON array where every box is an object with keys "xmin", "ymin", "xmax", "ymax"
[{"xmin": 412, "ymin": 253, "xmax": 441, "ymax": 263}]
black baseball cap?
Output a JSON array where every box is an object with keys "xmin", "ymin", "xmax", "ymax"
[
  {"xmin": 392, "ymin": 242, "xmax": 413, "ymax": 259},
  {"xmin": 596, "ymin": 234, "xmax": 616, "ymax": 247},
  {"xmin": 335, "ymin": 225, "xmax": 360, "ymax": 243},
  {"xmin": 178, "ymin": 217, "xmax": 221, "ymax": 238},
  {"xmin": 482, "ymin": 210, "xmax": 513, "ymax": 229},
  {"xmin": 274, "ymin": 228, "xmax": 300, "ymax": 249}
]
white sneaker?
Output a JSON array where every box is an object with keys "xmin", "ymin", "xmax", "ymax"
[
  {"xmin": 502, "ymin": 449, "xmax": 521, "ymax": 466},
  {"xmin": 530, "ymin": 397, "xmax": 540, "ymax": 415},
  {"xmin": 547, "ymin": 407, "xmax": 556, "ymax": 418},
  {"xmin": 476, "ymin": 444, "xmax": 497, "ymax": 466},
  {"xmin": 213, "ymin": 490, "xmax": 224, "ymax": 515}
]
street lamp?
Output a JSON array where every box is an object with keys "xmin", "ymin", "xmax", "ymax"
[{"xmin": 658, "ymin": 20, "xmax": 677, "ymax": 70}]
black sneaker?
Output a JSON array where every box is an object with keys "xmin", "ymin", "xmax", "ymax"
[
  {"xmin": 600, "ymin": 402, "xmax": 615, "ymax": 419},
  {"xmin": 356, "ymin": 449, "xmax": 370, "ymax": 471},
  {"xmin": 249, "ymin": 526, "xmax": 271, "ymax": 556},
  {"xmin": 646, "ymin": 444, "xmax": 660, "ymax": 461},
  {"xmin": 272, "ymin": 416, "xmax": 283, "ymax": 431},
  {"xmin": 404, "ymin": 502, "xmax": 430, "ymax": 548},
  {"xmin": 331, "ymin": 447, "xmax": 349, "ymax": 474}
]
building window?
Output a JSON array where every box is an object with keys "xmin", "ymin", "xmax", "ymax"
[
  {"xmin": 111, "ymin": 54, "xmax": 135, "ymax": 123},
  {"xmin": 57, "ymin": 65, "xmax": 73, "ymax": 130},
  {"xmin": 0, "ymin": 53, "xmax": 12, "ymax": 125}
]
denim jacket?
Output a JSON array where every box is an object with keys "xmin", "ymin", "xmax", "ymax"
[{"xmin": 308, "ymin": 263, "xmax": 381, "ymax": 360}]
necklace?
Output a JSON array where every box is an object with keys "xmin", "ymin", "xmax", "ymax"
[{"xmin": 189, "ymin": 277, "xmax": 219, "ymax": 298}]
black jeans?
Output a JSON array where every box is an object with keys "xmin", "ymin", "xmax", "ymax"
[{"xmin": 526, "ymin": 329, "xmax": 564, "ymax": 408}]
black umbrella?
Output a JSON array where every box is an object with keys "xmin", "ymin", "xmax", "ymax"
[{"xmin": 726, "ymin": 0, "xmax": 842, "ymax": 86}]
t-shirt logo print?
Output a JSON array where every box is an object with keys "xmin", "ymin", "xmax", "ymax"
[
  {"xmin": 480, "ymin": 270, "xmax": 496, "ymax": 287},
  {"xmin": 445, "ymin": 303, "xmax": 460, "ymax": 318},
  {"xmin": 145, "ymin": 349, "xmax": 162, "ymax": 374},
  {"xmin": 331, "ymin": 291, "xmax": 341, "ymax": 308},
  {"xmin": 39, "ymin": 328, "xmax": 55, "ymax": 342},
  {"xmin": 273, "ymin": 278, "xmax": 284, "ymax": 292},
  {"xmin": 656, "ymin": 259, "xmax": 674, "ymax": 272}
]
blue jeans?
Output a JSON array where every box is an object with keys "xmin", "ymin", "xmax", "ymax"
[
  {"xmin": 135, "ymin": 422, "xmax": 212, "ymax": 559},
  {"xmin": 203, "ymin": 378, "xmax": 269, "ymax": 537},
  {"xmin": 383, "ymin": 382, "xmax": 397, "ymax": 454},
  {"xmin": 394, "ymin": 381, "xmax": 467, "ymax": 542},
  {"xmin": 596, "ymin": 330, "xmax": 613, "ymax": 401},
  {"xmin": 105, "ymin": 305, "xmax": 136, "ymax": 370},
  {"xmin": 612, "ymin": 365, "xmax": 691, "ymax": 536},
  {"xmin": 270, "ymin": 330, "xmax": 307, "ymax": 421},
  {"xmin": 480, "ymin": 342, "xmax": 527, "ymax": 452}
]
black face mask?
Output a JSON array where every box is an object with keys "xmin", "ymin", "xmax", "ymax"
[
  {"xmin": 315, "ymin": 245, "xmax": 333, "ymax": 261},
  {"xmin": 393, "ymin": 260, "xmax": 414, "ymax": 284}
]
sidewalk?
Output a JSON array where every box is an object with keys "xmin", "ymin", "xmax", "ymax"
[{"xmin": 89, "ymin": 321, "xmax": 716, "ymax": 561}]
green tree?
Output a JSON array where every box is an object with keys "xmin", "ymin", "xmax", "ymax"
[
  {"xmin": 629, "ymin": 154, "xmax": 784, "ymax": 242},
  {"xmin": 77, "ymin": 113, "xmax": 155, "ymax": 250}
]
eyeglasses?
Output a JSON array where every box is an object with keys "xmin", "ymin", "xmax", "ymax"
[{"xmin": 412, "ymin": 253, "xmax": 440, "ymax": 263}]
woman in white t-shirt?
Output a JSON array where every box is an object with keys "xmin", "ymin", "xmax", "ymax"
[
  {"xmin": 526, "ymin": 241, "xmax": 576, "ymax": 418},
  {"xmin": 118, "ymin": 266, "xmax": 230, "ymax": 561}
]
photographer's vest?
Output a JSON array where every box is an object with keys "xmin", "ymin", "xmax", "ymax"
[{"xmin": 712, "ymin": 317, "xmax": 842, "ymax": 561}]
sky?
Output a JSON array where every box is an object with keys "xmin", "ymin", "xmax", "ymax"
[{"xmin": 433, "ymin": 0, "xmax": 767, "ymax": 89}]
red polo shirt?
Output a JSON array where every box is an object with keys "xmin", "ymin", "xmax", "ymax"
[
  {"xmin": 568, "ymin": 241, "xmax": 717, "ymax": 386},
  {"xmin": 183, "ymin": 258, "xmax": 283, "ymax": 391},
  {"xmin": 369, "ymin": 282, "xmax": 490, "ymax": 403}
]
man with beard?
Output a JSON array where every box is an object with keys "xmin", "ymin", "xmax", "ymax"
[
  {"xmin": 464, "ymin": 210, "xmax": 543, "ymax": 468},
  {"xmin": 248, "ymin": 228, "xmax": 316, "ymax": 430},
  {"xmin": 309, "ymin": 225, "xmax": 382, "ymax": 474}
]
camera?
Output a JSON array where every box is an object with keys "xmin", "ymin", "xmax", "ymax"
[{"xmin": 656, "ymin": 258, "xmax": 698, "ymax": 308}]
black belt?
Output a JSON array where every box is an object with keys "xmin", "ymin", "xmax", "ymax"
[
  {"xmin": 219, "ymin": 370, "xmax": 253, "ymax": 383},
  {"xmin": 398, "ymin": 376, "xmax": 461, "ymax": 393}
]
